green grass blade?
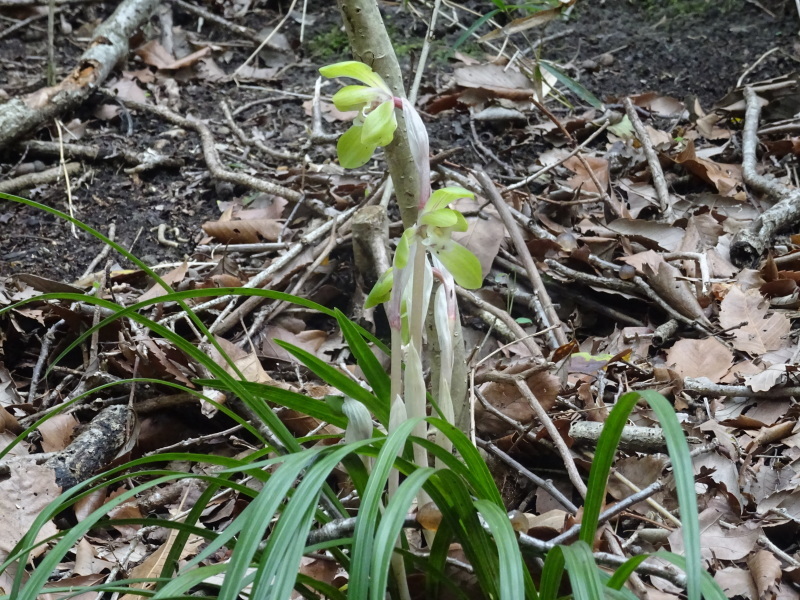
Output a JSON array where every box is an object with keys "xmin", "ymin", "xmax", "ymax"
[
  {"xmin": 561, "ymin": 542, "xmax": 604, "ymax": 600},
  {"xmin": 474, "ymin": 499, "xmax": 525, "ymax": 600},
  {"xmin": 452, "ymin": 9, "xmax": 500, "ymax": 51},
  {"xmin": 250, "ymin": 438, "xmax": 378, "ymax": 600},
  {"xmin": 426, "ymin": 470, "xmax": 500, "ymax": 599},
  {"xmin": 274, "ymin": 339, "xmax": 388, "ymax": 424},
  {"xmin": 349, "ymin": 418, "xmax": 420, "ymax": 599},
  {"xmin": 538, "ymin": 544, "xmax": 565, "ymax": 600},
  {"xmin": 539, "ymin": 61, "xmax": 603, "ymax": 108},
  {"xmin": 655, "ymin": 551, "xmax": 728, "ymax": 600},
  {"xmin": 606, "ymin": 554, "xmax": 649, "ymax": 590},
  {"xmin": 370, "ymin": 467, "xmax": 435, "ymax": 600},
  {"xmin": 334, "ymin": 307, "xmax": 390, "ymax": 403}
]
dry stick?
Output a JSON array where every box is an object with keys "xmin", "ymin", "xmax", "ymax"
[
  {"xmin": 309, "ymin": 77, "xmax": 339, "ymax": 144},
  {"xmin": 477, "ymin": 438, "xmax": 578, "ymax": 513},
  {"xmin": 220, "ymin": 99, "xmax": 299, "ymax": 162},
  {"xmin": 21, "ymin": 139, "xmax": 183, "ymax": 173},
  {"xmin": 529, "ymin": 97, "xmax": 623, "ymax": 219},
  {"xmin": 623, "ymin": 97, "xmax": 672, "ymax": 218},
  {"xmin": 506, "ymin": 121, "xmax": 610, "ymax": 191},
  {"xmin": 168, "ymin": 0, "xmax": 279, "ymax": 48},
  {"xmin": 234, "ymin": 0, "xmax": 298, "ymax": 77},
  {"xmin": 160, "ymin": 207, "xmax": 356, "ymax": 327},
  {"xmin": 111, "ymin": 98, "xmax": 337, "ymax": 216},
  {"xmin": 28, "ymin": 320, "xmax": 64, "ymax": 403},
  {"xmin": 195, "ymin": 242, "xmax": 291, "ymax": 254},
  {"xmin": 455, "ymin": 286, "xmax": 543, "ymax": 357},
  {"xmin": 477, "ymin": 171, "xmax": 567, "ymax": 349},
  {"xmin": 0, "ymin": 0, "xmax": 159, "ymax": 149},
  {"xmin": 408, "ymin": 0, "xmax": 442, "ymax": 106},
  {"xmin": 514, "ymin": 378, "xmax": 587, "ymax": 498},
  {"xmin": 81, "ymin": 223, "xmax": 116, "ymax": 278},
  {"xmin": 0, "ymin": 12, "xmax": 47, "ymax": 40},
  {"xmin": 0, "ymin": 162, "xmax": 81, "ymax": 193},
  {"xmin": 682, "ymin": 378, "xmax": 800, "ymax": 398},
  {"xmin": 730, "ymin": 86, "xmax": 800, "ymax": 267},
  {"xmin": 226, "ymin": 221, "xmax": 339, "ymax": 338}
]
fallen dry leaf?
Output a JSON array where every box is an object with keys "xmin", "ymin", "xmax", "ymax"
[{"xmin": 719, "ymin": 285, "xmax": 791, "ymax": 354}]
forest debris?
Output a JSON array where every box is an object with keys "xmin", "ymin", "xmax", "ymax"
[
  {"xmin": 44, "ymin": 405, "xmax": 133, "ymax": 489},
  {"xmin": 0, "ymin": 0, "xmax": 160, "ymax": 149},
  {"xmin": 731, "ymin": 87, "xmax": 800, "ymax": 267},
  {"xmin": 719, "ymin": 285, "xmax": 790, "ymax": 354}
]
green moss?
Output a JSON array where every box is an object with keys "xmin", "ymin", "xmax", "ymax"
[{"xmin": 308, "ymin": 25, "xmax": 349, "ymax": 60}]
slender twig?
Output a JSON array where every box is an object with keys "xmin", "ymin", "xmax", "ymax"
[
  {"xmin": 477, "ymin": 171, "xmax": 567, "ymax": 348},
  {"xmin": 477, "ymin": 438, "xmax": 578, "ymax": 513},
  {"xmin": 623, "ymin": 97, "xmax": 672, "ymax": 218},
  {"xmin": 514, "ymin": 379, "xmax": 587, "ymax": 497}
]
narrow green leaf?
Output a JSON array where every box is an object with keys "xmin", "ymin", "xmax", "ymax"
[
  {"xmin": 561, "ymin": 542, "xmax": 605, "ymax": 600},
  {"xmin": 452, "ymin": 9, "xmax": 500, "ymax": 51},
  {"xmin": 370, "ymin": 468, "xmax": 435, "ymax": 600},
  {"xmin": 655, "ymin": 551, "xmax": 728, "ymax": 600},
  {"xmin": 474, "ymin": 499, "xmax": 525, "ymax": 600},
  {"xmin": 350, "ymin": 419, "xmax": 420, "ymax": 599},
  {"xmin": 539, "ymin": 61, "xmax": 603, "ymax": 109},
  {"xmin": 273, "ymin": 339, "xmax": 388, "ymax": 424},
  {"xmin": 335, "ymin": 308, "xmax": 391, "ymax": 403}
]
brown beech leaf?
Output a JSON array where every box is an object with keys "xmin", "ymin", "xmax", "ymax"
[
  {"xmin": 453, "ymin": 63, "xmax": 536, "ymax": 101},
  {"xmin": 138, "ymin": 261, "xmax": 189, "ymax": 303},
  {"xmin": 670, "ymin": 139, "xmax": 743, "ymax": 197},
  {"xmin": 719, "ymin": 286, "xmax": 791, "ymax": 354},
  {"xmin": 564, "ymin": 155, "xmax": 609, "ymax": 194},
  {"xmin": 666, "ymin": 337, "xmax": 733, "ymax": 382},
  {"xmin": 644, "ymin": 258, "xmax": 712, "ymax": 326}
]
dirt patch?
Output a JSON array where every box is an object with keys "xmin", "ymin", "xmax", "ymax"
[{"xmin": 1, "ymin": 1, "xmax": 797, "ymax": 281}]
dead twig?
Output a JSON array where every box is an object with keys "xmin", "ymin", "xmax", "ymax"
[
  {"xmin": 456, "ymin": 286, "xmax": 543, "ymax": 357},
  {"xmin": 476, "ymin": 438, "xmax": 578, "ymax": 513},
  {"xmin": 0, "ymin": 162, "xmax": 81, "ymax": 194},
  {"xmin": 730, "ymin": 86, "xmax": 800, "ymax": 267},
  {"xmin": 220, "ymin": 99, "xmax": 299, "ymax": 162},
  {"xmin": 21, "ymin": 139, "xmax": 183, "ymax": 173},
  {"xmin": 623, "ymin": 97, "xmax": 673, "ymax": 219},
  {"xmin": 476, "ymin": 171, "xmax": 567, "ymax": 348},
  {"xmin": 0, "ymin": 0, "xmax": 160, "ymax": 149}
]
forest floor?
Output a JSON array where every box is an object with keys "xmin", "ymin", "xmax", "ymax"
[{"xmin": 2, "ymin": 0, "xmax": 800, "ymax": 598}]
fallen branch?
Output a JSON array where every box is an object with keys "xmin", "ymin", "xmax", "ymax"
[
  {"xmin": 0, "ymin": 0, "xmax": 159, "ymax": 149},
  {"xmin": 0, "ymin": 162, "xmax": 81, "ymax": 193},
  {"xmin": 730, "ymin": 86, "xmax": 800, "ymax": 267}
]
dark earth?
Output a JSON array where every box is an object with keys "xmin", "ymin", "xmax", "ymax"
[{"xmin": 0, "ymin": 0, "xmax": 797, "ymax": 282}]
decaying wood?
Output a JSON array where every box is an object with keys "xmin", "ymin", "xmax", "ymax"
[
  {"xmin": 730, "ymin": 86, "xmax": 800, "ymax": 267},
  {"xmin": 45, "ymin": 405, "xmax": 132, "ymax": 489},
  {"xmin": 0, "ymin": 0, "xmax": 159, "ymax": 149},
  {"xmin": 569, "ymin": 421, "xmax": 667, "ymax": 453}
]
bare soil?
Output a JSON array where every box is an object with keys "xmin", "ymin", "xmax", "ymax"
[{"xmin": 1, "ymin": 1, "xmax": 795, "ymax": 282}]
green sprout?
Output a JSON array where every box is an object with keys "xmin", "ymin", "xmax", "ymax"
[{"xmin": 319, "ymin": 61, "xmax": 399, "ymax": 168}]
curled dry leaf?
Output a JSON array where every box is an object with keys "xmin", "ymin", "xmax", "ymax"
[
  {"xmin": 644, "ymin": 257, "xmax": 712, "ymax": 326},
  {"xmin": 202, "ymin": 218, "xmax": 282, "ymax": 244}
]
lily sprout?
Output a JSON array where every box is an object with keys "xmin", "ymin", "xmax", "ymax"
[{"xmin": 319, "ymin": 61, "xmax": 399, "ymax": 168}]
